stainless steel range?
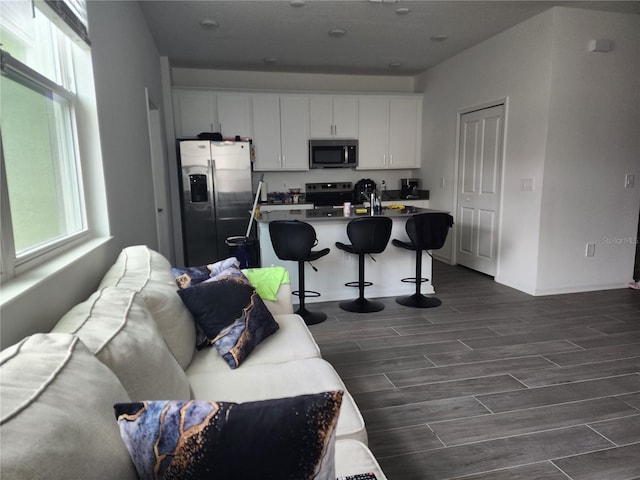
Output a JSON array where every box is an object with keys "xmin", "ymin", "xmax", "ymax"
[{"xmin": 305, "ymin": 182, "xmax": 353, "ymax": 207}]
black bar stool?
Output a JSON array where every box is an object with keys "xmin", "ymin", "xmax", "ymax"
[
  {"xmin": 335, "ymin": 216, "xmax": 392, "ymax": 313},
  {"xmin": 269, "ymin": 220, "xmax": 330, "ymax": 325},
  {"xmin": 392, "ymin": 212, "xmax": 454, "ymax": 308}
]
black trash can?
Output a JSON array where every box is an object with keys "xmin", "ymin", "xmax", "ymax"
[{"xmin": 225, "ymin": 236, "xmax": 258, "ymax": 269}]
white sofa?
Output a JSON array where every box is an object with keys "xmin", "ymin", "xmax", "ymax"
[{"xmin": 0, "ymin": 245, "xmax": 386, "ymax": 480}]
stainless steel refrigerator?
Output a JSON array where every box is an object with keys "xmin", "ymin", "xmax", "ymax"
[{"xmin": 177, "ymin": 139, "xmax": 254, "ymax": 267}]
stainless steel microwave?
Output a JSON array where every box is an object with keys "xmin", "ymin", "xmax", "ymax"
[{"xmin": 309, "ymin": 139, "xmax": 358, "ymax": 169}]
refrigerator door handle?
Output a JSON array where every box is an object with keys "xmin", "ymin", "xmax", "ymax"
[{"xmin": 209, "ymin": 158, "xmax": 217, "ymax": 218}]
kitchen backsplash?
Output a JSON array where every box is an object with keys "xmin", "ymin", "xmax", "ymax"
[{"xmin": 254, "ymin": 169, "xmax": 420, "ymax": 196}]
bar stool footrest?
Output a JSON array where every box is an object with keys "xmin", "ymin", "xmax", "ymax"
[
  {"xmin": 292, "ymin": 289, "xmax": 321, "ymax": 298},
  {"xmin": 345, "ymin": 281, "xmax": 373, "ymax": 288},
  {"xmin": 400, "ymin": 277, "xmax": 428, "ymax": 284}
]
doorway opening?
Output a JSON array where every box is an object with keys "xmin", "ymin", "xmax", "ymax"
[{"xmin": 145, "ymin": 89, "xmax": 174, "ymax": 261}]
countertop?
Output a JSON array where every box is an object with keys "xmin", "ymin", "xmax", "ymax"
[
  {"xmin": 260, "ymin": 189, "xmax": 430, "ymax": 206},
  {"xmin": 256, "ymin": 206, "xmax": 442, "ymax": 222}
]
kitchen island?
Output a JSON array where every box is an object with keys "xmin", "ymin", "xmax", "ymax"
[{"xmin": 256, "ymin": 207, "xmax": 445, "ymax": 304}]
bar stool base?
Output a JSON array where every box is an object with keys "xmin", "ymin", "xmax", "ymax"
[
  {"xmin": 396, "ymin": 294, "xmax": 442, "ymax": 308},
  {"xmin": 339, "ymin": 298, "xmax": 385, "ymax": 313},
  {"xmin": 296, "ymin": 308, "xmax": 327, "ymax": 325}
]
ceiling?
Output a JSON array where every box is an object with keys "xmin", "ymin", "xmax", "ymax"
[{"xmin": 138, "ymin": 0, "xmax": 640, "ymax": 76}]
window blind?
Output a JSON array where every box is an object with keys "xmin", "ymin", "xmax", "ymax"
[{"xmin": 42, "ymin": 0, "xmax": 90, "ymax": 45}]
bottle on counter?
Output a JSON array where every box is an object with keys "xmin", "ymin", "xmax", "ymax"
[{"xmin": 371, "ymin": 190, "xmax": 382, "ymax": 215}]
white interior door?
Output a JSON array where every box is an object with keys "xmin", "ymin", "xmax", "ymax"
[
  {"xmin": 146, "ymin": 89, "xmax": 173, "ymax": 260},
  {"xmin": 456, "ymin": 104, "xmax": 505, "ymax": 276}
]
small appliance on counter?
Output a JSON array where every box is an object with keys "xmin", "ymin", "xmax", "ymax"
[
  {"xmin": 354, "ymin": 178, "xmax": 377, "ymax": 204},
  {"xmin": 401, "ymin": 178, "xmax": 420, "ymax": 199}
]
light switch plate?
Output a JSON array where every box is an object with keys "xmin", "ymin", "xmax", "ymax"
[{"xmin": 520, "ymin": 178, "xmax": 534, "ymax": 192}]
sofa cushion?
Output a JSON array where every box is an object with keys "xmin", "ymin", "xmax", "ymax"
[
  {"xmin": 0, "ymin": 333, "xmax": 138, "ymax": 480},
  {"xmin": 177, "ymin": 272, "xmax": 279, "ymax": 369},
  {"xmin": 99, "ymin": 245, "xmax": 196, "ymax": 369},
  {"xmin": 186, "ymin": 314, "xmax": 321, "ymax": 373},
  {"xmin": 187, "ymin": 357, "xmax": 367, "ymax": 444},
  {"xmin": 115, "ymin": 391, "xmax": 342, "ymax": 480},
  {"xmin": 53, "ymin": 287, "xmax": 191, "ymax": 401}
]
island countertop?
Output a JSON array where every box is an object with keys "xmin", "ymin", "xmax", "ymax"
[
  {"xmin": 256, "ymin": 206, "xmax": 444, "ymax": 304},
  {"xmin": 256, "ymin": 206, "xmax": 443, "ymax": 223}
]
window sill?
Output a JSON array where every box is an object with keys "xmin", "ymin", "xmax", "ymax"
[{"xmin": 0, "ymin": 236, "xmax": 113, "ymax": 307}]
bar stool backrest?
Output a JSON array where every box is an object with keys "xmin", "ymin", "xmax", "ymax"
[
  {"xmin": 346, "ymin": 217, "xmax": 393, "ymax": 254},
  {"xmin": 269, "ymin": 220, "xmax": 317, "ymax": 261},
  {"xmin": 406, "ymin": 213, "xmax": 454, "ymax": 251}
]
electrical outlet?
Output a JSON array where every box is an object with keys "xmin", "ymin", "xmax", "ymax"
[
  {"xmin": 625, "ymin": 174, "xmax": 635, "ymax": 188},
  {"xmin": 585, "ymin": 243, "xmax": 596, "ymax": 257}
]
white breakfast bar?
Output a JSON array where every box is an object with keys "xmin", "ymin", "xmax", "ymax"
[{"xmin": 257, "ymin": 207, "xmax": 443, "ymax": 304}]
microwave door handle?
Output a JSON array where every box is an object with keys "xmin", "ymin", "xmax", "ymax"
[{"xmin": 344, "ymin": 147, "xmax": 348, "ymax": 164}]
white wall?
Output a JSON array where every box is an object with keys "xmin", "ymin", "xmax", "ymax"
[
  {"xmin": 538, "ymin": 8, "xmax": 640, "ymax": 293},
  {"xmin": 416, "ymin": 7, "xmax": 640, "ymax": 295},
  {"xmin": 416, "ymin": 9, "xmax": 555, "ymax": 293},
  {"xmin": 90, "ymin": 0, "xmax": 165, "ymax": 252},
  {"xmin": 0, "ymin": 1, "xmax": 165, "ymax": 348}
]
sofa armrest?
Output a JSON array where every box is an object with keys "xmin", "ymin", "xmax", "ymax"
[{"xmin": 263, "ymin": 283, "xmax": 294, "ymax": 316}]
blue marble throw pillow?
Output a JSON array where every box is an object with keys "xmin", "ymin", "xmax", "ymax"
[
  {"xmin": 211, "ymin": 287, "xmax": 279, "ymax": 368},
  {"xmin": 172, "ymin": 257, "xmax": 241, "ymax": 289},
  {"xmin": 177, "ymin": 272, "xmax": 279, "ymax": 367},
  {"xmin": 171, "ymin": 265, "xmax": 211, "ymax": 289},
  {"xmin": 114, "ymin": 391, "xmax": 343, "ymax": 480}
]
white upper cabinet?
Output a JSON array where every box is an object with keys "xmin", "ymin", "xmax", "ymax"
[
  {"xmin": 173, "ymin": 89, "xmax": 252, "ymax": 138},
  {"xmin": 387, "ymin": 97, "xmax": 422, "ymax": 169},
  {"xmin": 251, "ymin": 94, "xmax": 282, "ymax": 171},
  {"xmin": 357, "ymin": 95, "xmax": 422, "ymax": 170},
  {"xmin": 309, "ymin": 95, "xmax": 358, "ymax": 138},
  {"xmin": 279, "ymin": 95, "xmax": 310, "ymax": 170},
  {"xmin": 252, "ymin": 94, "xmax": 309, "ymax": 171},
  {"xmin": 357, "ymin": 96, "xmax": 388, "ymax": 169},
  {"xmin": 173, "ymin": 88, "xmax": 422, "ymax": 172},
  {"xmin": 173, "ymin": 89, "xmax": 218, "ymax": 137},
  {"xmin": 216, "ymin": 93, "xmax": 252, "ymax": 139}
]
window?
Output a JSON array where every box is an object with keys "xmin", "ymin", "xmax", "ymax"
[{"xmin": 0, "ymin": 0, "xmax": 95, "ymax": 281}]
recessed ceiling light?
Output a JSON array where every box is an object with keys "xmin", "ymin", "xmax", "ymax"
[
  {"xmin": 395, "ymin": 7, "xmax": 410, "ymax": 15},
  {"xmin": 289, "ymin": 0, "xmax": 305, "ymax": 6},
  {"xmin": 263, "ymin": 57, "xmax": 278, "ymax": 64},
  {"xmin": 200, "ymin": 18, "xmax": 219, "ymax": 30},
  {"xmin": 328, "ymin": 28, "xmax": 347, "ymax": 38},
  {"xmin": 389, "ymin": 62, "xmax": 402, "ymax": 68},
  {"xmin": 430, "ymin": 34, "xmax": 448, "ymax": 42}
]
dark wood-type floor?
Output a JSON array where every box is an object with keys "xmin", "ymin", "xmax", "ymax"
[{"xmin": 307, "ymin": 261, "xmax": 640, "ymax": 480}]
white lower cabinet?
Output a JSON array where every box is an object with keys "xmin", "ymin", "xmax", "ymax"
[{"xmin": 252, "ymin": 94, "xmax": 309, "ymax": 171}]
